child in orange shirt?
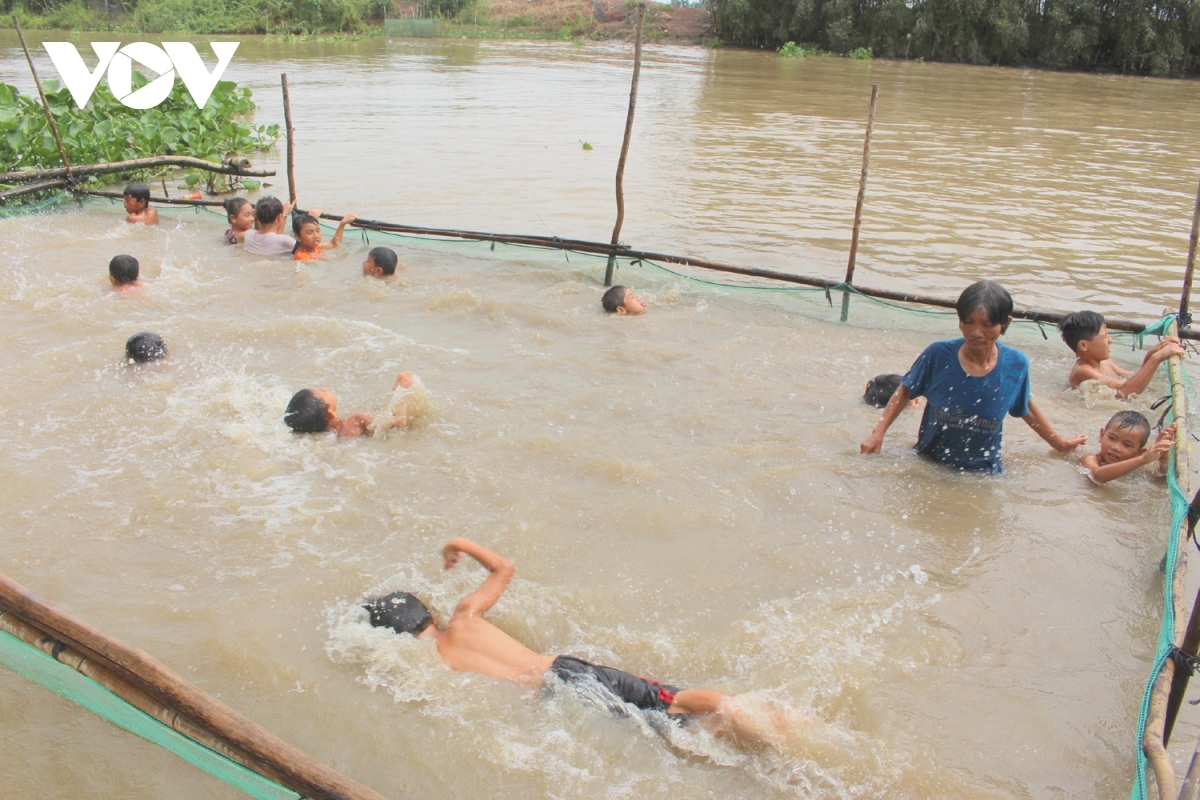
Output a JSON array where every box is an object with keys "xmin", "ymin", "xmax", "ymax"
[{"xmin": 293, "ymin": 212, "xmax": 356, "ymax": 261}]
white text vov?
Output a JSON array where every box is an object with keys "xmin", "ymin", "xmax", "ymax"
[{"xmin": 42, "ymin": 42, "xmax": 239, "ymax": 110}]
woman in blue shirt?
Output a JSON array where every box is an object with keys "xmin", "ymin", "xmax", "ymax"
[{"xmin": 860, "ymin": 281, "xmax": 1086, "ymax": 473}]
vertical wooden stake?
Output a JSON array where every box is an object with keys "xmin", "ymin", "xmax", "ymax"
[
  {"xmin": 605, "ymin": 2, "xmax": 646, "ymax": 287},
  {"xmin": 1180, "ymin": 176, "xmax": 1200, "ymax": 325},
  {"xmin": 281, "ymin": 73, "xmax": 296, "ymax": 205},
  {"xmin": 841, "ymin": 83, "xmax": 879, "ymax": 321},
  {"xmin": 13, "ymin": 15, "xmax": 73, "ymax": 184}
]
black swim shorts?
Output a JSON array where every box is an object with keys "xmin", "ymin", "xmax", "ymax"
[{"xmin": 548, "ymin": 655, "xmax": 680, "ymax": 715}]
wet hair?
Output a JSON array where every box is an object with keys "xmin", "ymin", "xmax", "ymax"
[
  {"xmin": 368, "ymin": 246, "xmax": 398, "ymax": 276},
  {"xmin": 1058, "ymin": 310, "xmax": 1106, "ymax": 354},
  {"xmin": 125, "ymin": 331, "xmax": 167, "ymax": 363},
  {"xmin": 363, "ymin": 591, "xmax": 434, "ymax": 636},
  {"xmin": 223, "ymin": 197, "xmax": 250, "ymax": 221},
  {"xmin": 292, "ymin": 214, "xmax": 320, "ymax": 236},
  {"xmin": 109, "ymin": 254, "xmax": 139, "ymax": 285},
  {"xmin": 255, "ymin": 196, "xmax": 285, "ymax": 226},
  {"xmin": 601, "ymin": 285, "xmax": 629, "ymax": 313},
  {"xmin": 956, "ymin": 280, "xmax": 1013, "ymax": 332},
  {"xmin": 284, "ymin": 389, "xmax": 330, "ymax": 433},
  {"xmin": 864, "ymin": 374, "xmax": 903, "ymax": 408},
  {"xmin": 123, "ymin": 183, "xmax": 150, "ymax": 205},
  {"xmin": 1105, "ymin": 410, "xmax": 1151, "ymax": 447}
]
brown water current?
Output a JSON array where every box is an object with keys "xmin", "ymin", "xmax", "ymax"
[{"xmin": 2, "ymin": 34, "xmax": 1200, "ymax": 798}]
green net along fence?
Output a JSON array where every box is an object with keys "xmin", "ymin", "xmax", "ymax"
[
  {"xmin": 1, "ymin": 192, "xmax": 1197, "ymax": 796},
  {"xmin": 0, "ymin": 629, "xmax": 300, "ymax": 799}
]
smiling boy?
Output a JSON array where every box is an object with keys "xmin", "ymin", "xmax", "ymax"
[{"xmin": 1081, "ymin": 411, "xmax": 1174, "ymax": 484}]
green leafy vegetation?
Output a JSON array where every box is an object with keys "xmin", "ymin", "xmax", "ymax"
[
  {"xmin": 777, "ymin": 40, "xmax": 802, "ymax": 57},
  {"xmin": 848, "ymin": 46, "xmax": 871, "ymax": 60},
  {"xmin": 0, "ymin": 75, "xmax": 278, "ymax": 193}
]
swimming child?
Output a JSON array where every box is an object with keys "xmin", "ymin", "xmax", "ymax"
[
  {"xmin": 243, "ymin": 196, "xmax": 298, "ymax": 256},
  {"xmin": 125, "ymin": 332, "xmax": 167, "ymax": 364},
  {"xmin": 363, "ymin": 538, "xmax": 792, "ymax": 748},
  {"xmin": 1059, "ymin": 310, "xmax": 1184, "ymax": 397},
  {"xmin": 293, "ymin": 213, "xmax": 356, "ymax": 261},
  {"xmin": 601, "ymin": 285, "xmax": 646, "ymax": 315},
  {"xmin": 362, "ymin": 246, "xmax": 399, "ymax": 277},
  {"xmin": 108, "ymin": 255, "xmax": 140, "ymax": 289},
  {"xmin": 223, "ymin": 197, "xmax": 255, "ymax": 244},
  {"xmin": 863, "ymin": 374, "xmax": 922, "ymax": 409},
  {"xmin": 122, "ymin": 183, "xmax": 158, "ymax": 225},
  {"xmin": 1081, "ymin": 411, "xmax": 1174, "ymax": 484},
  {"xmin": 284, "ymin": 372, "xmax": 415, "ymax": 438}
]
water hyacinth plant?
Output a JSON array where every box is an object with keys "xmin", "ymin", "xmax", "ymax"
[{"xmin": 0, "ymin": 72, "xmax": 278, "ymax": 193}]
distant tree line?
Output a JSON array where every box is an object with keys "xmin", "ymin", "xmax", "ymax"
[{"xmin": 708, "ymin": 0, "xmax": 1200, "ymax": 76}]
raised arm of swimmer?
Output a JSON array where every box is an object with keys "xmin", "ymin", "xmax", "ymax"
[
  {"xmin": 443, "ymin": 538, "xmax": 515, "ymax": 617},
  {"xmin": 860, "ymin": 384, "xmax": 911, "ymax": 454}
]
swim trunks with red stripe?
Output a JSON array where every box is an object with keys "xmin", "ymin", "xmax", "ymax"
[{"xmin": 548, "ymin": 655, "xmax": 679, "ymax": 714}]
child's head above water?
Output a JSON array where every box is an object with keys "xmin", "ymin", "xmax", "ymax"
[
  {"xmin": 293, "ymin": 214, "xmax": 322, "ymax": 248},
  {"xmin": 1058, "ymin": 310, "xmax": 1109, "ymax": 357},
  {"xmin": 601, "ymin": 285, "xmax": 646, "ymax": 315},
  {"xmin": 364, "ymin": 591, "xmax": 434, "ymax": 636},
  {"xmin": 1100, "ymin": 409, "xmax": 1151, "ymax": 461},
  {"xmin": 254, "ymin": 196, "xmax": 285, "ymax": 227},
  {"xmin": 284, "ymin": 388, "xmax": 336, "ymax": 433},
  {"xmin": 125, "ymin": 331, "xmax": 166, "ymax": 364},
  {"xmin": 122, "ymin": 183, "xmax": 150, "ymax": 213},
  {"xmin": 223, "ymin": 197, "xmax": 254, "ymax": 232},
  {"xmin": 109, "ymin": 254, "xmax": 139, "ymax": 287},
  {"xmin": 363, "ymin": 247, "xmax": 398, "ymax": 277},
  {"xmin": 864, "ymin": 374, "xmax": 903, "ymax": 408}
]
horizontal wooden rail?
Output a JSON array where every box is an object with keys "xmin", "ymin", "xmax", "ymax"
[{"xmin": 1, "ymin": 156, "xmax": 274, "ymax": 184}]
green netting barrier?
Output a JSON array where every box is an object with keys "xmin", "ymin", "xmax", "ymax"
[
  {"xmin": 0, "ymin": 629, "xmax": 300, "ymax": 799},
  {"xmin": 0, "ymin": 190, "xmax": 75, "ymax": 218},
  {"xmin": 1129, "ymin": 315, "xmax": 1195, "ymax": 800}
]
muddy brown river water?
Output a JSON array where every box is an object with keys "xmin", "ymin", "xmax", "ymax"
[{"xmin": 3, "ymin": 33, "xmax": 1200, "ymax": 799}]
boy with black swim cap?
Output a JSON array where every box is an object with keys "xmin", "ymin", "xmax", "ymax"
[{"xmin": 364, "ymin": 538, "xmax": 789, "ymax": 744}]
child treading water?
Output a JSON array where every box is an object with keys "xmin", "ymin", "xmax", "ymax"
[
  {"xmin": 223, "ymin": 197, "xmax": 255, "ymax": 244},
  {"xmin": 1081, "ymin": 411, "xmax": 1174, "ymax": 484}
]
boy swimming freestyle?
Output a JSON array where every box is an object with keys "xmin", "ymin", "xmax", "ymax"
[
  {"xmin": 364, "ymin": 538, "xmax": 789, "ymax": 747},
  {"xmin": 122, "ymin": 183, "xmax": 158, "ymax": 226},
  {"xmin": 601, "ymin": 285, "xmax": 646, "ymax": 315},
  {"xmin": 284, "ymin": 372, "xmax": 415, "ymax": 437},
  {"xmin": 1059, "ymin": 310, "xmax": 1184, "ymax": 397},
  {"xmin": 1081, "ymin": 411, "xmax": 1174, "ymax": 484},
  {"xmin": 293, "ymin": 213, "xmax": 356, "ymax": 261},
  {"xmin": 362, "ymin": 247, "xmax": 399, "ymax": 278}
]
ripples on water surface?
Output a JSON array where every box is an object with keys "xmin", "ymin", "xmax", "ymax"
[{"xmin": 2, "ymin": 35, "xmax": 1200, "ymax": 798}]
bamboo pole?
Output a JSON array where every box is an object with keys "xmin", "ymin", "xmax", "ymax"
[
  {"xmin": 0, "ymin": 572, "xmax": 387, "ymax": 800},
  {"xmin": 1142, "ymin": 316, "xmax": 1191, "ymax": 800},
  {"xmin": 1181, "ymin": 177, "xmax": 1200, "ymax": 325},
  {"xmin": 604, "ymin": 2, "xmax": 646, "ymax": 287},
  {"xmin": 1182, "ymin": 737, "xmax": 1200, "ymax": 800},
  {"xmin": 1165, "ymin": 587, "xmax": 1200, "ymax": 744},
  {"xmin": 282, "ymin": 73, "xmax": 297, "ymax": 206},
  {"xmin": 841, "ymin": 83, "xmax": 879, "ymax": 322},
  {"xmin": 0, "ymin": 179, "xmax": 67, "ymax": 202},
  {"xmin": 1, "ymin": 156, "xmax": 274, "ymax": 184},
  {"xmin": 12, "ymin": 15, "xmax": 73, "ymax": 184}
]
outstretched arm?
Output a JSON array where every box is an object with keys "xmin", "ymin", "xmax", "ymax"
[
  {"xmin": 445, "ymin": 538, "xmax": 515, "ymax": 618},
  {"xmin": 1022, "ymin": 398, "xmax": 1086, "ymax": 452},
  {"xmin": 861, "ymin": 385, "xmax": 912, "ymax": 454}
]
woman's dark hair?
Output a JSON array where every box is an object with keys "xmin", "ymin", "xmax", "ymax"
[
  {"xmin": 364, "ymin": 592, "xmax": 434, "ymax": 636},
  {"xmin": 284, "ymin": 389, "xmax": 330, "ymax": 433},
  {"xmin": 956, "ymin": 280, "xmax": 1013, "ymax": 331},
  {"xmin": 123, "ymin": 183, "xmax": 151, "ymax": 204},
  {"xmin": 109, "ymin": 254, "xmax": 139, "ymax": 285},
  {"xmin": 255, "ymin": 196, "xmax": 284, "ymax": 226},
  {"xmin": 292, "ymin": 214, "xmax": 320, "ymax": 236},
  {"xmin": 368, "ymin": 246, "xmax": 398, "ymax": 276},
  {"xmin": 223, "ymin": 197, "xmax": 250, "ymax": 221},
  {"xmin": 125, "ymin": 332, "xmax": 166, "ymax": 363}
]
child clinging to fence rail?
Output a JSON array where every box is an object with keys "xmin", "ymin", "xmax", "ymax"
[
  {"xmin": 243, "ymin": 196, "xmax": 297, "ymax": 256},
  {"xmin": 122, "ymin": 183, "xmax": 158, "ymax": 226},
  {"xmin": 223, "ymin": 197, "xmax": 255, "ymax": 244},
  {"xmin": 1058, "ymin": 310, "xmax": 1184, "ymax": 398},
  {"xmin": 1081, "ymin": 411, "xmax": 1174, "ymax": 484},
  {"xmin": 293, "ymin": 212, "xmax": 356, "ymax": 261}
]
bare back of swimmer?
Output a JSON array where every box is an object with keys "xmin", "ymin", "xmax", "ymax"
[{"xmin": 364, "ymin": 538, "xmax": 788, "ymax": 745}]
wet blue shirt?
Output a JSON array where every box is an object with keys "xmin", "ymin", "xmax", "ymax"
[{"xmin": 901, "ymin": 338, "xmax": 1031, "ymax": 474}]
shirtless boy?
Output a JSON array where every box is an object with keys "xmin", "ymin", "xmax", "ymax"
[
  {"xmin": 284, "ymin": 372, "xmax": 414, "ymax": 437},
  {"xmin": 1081, "ymin": 411, "xmax": 1174, "ymax": 484},
  {"xmin": 601, "ymin": 285, "xmax": 646, "ymax": 315},
  {"xmin": 1059, "ymin": 311, "xmax": 1184, "ymax": 397},
  {"xmin": 364, "ymin": 538, "xmax": 787, "ymax": 747},
  {"xmin": 123, "ymin": 183, "xmax": 158, "ymax": 225}
]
